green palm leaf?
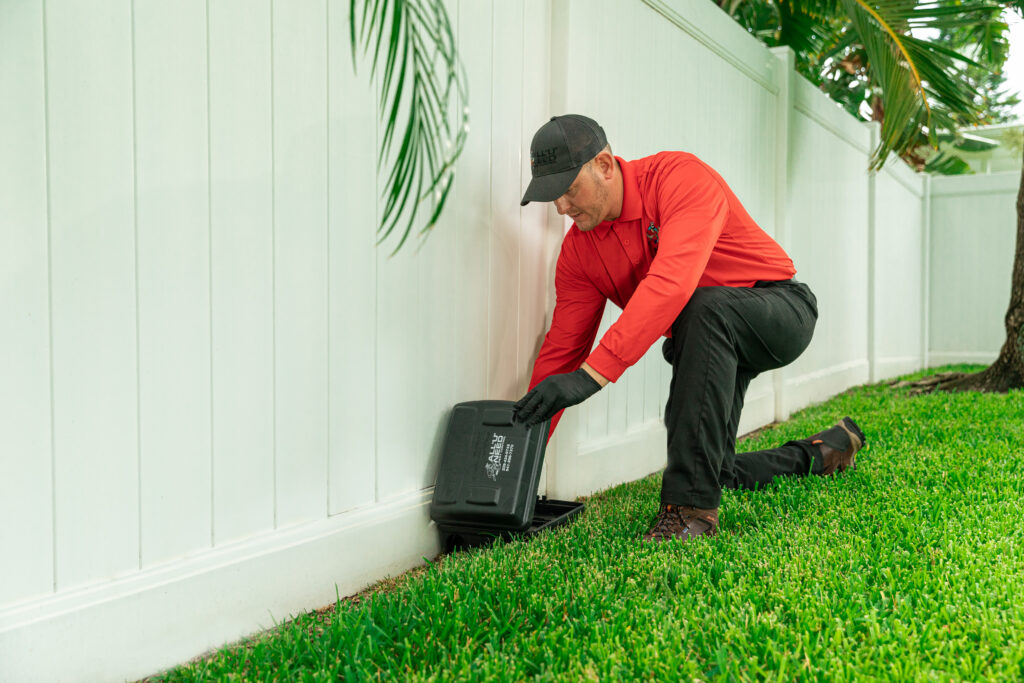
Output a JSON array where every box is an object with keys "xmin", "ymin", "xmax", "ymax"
[
  {"xmin": 350, "ymin": 0, "xmax": 468, "ymax": 255},
  {"xmin": 727, "ymin": 0, "xmax": 1007, "ymax": 169},
  {"xmin": 840, "ymin": 0, "xmax": 1000, "ymax": 168}
]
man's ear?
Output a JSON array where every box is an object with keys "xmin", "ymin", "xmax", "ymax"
[{"xmin": 592, "ymin": 150, "xmax": 616, "ymax": 180}]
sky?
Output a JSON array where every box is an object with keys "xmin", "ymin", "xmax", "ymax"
[{"xmin": 1003, "ymin": 10, "xmax": 1024, "ymax": 121}]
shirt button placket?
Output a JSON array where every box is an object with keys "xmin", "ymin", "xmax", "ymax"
[{"xmin": 621, "ymin": 236, "xmax": 639, "ymax": 264}]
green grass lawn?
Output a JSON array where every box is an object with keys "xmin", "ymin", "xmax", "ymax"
[{"xmin": 155, "ymin": 365, "xmax": 1024, "ymax": 682}]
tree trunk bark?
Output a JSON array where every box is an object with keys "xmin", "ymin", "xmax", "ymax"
[{"xmin": 933, "ymin": 157, "xmax": 1024, "ymax": 393}]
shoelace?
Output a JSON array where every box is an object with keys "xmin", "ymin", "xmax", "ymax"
[
  {"xmin": 651, "ymin": 505, "xmax": 686, "ymax": 535},
  {"xmin": 651, "ymin": 505, "xmax": 718, "ymax": 538}
]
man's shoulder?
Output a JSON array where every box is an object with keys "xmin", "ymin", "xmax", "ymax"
[
  {"xmin": 631, "ymin": 150, "xmax": 707, "ymax": 177},
  {"xmin": 631, "ymin": 151, "xmax": 730, "ymax": 197},
  {"xmin": 558, "ymin": 223, "xmax": 586, "ymax": 253},
  {"xmin": 631, "ymin": 150, "xmax": 699, "ymax": 163}
]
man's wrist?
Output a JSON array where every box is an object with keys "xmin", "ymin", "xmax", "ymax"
[{"xmin": 580, "ymin": 362, "xmax": 610, "ymax": 387}]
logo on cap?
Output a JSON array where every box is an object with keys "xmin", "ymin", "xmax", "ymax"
[{"xmin": 531, "ymin": 147, "xmax": 558, "ymax": 168}]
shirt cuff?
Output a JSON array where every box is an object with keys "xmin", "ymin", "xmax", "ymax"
[{"xmin": 585, "ymin": 343, "xmax": 630, "ymax": 383}]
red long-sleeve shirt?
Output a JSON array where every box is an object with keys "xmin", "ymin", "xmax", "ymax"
[{"xmin": 527, "ymin": 152, "xmax": 796, "ymax": 437}]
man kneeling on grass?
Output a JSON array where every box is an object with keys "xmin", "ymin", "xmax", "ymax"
[{"xmin": 511, "ymin": 114, "xmax": 866, "ymax": 543}]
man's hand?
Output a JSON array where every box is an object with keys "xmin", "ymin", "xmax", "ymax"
[{"xmin": 512, "ymin": 369, "xmax": 603, "ymax": 427}]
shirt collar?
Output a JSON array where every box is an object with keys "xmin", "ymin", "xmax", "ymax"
[{"xmin": 592, "ymin": 157, "xmax": 641, "ymax": 240}]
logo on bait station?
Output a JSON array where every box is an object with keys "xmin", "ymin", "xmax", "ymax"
[{"xmin": 485, "ymin": 432, "xmax": 515, "ymax": 481}]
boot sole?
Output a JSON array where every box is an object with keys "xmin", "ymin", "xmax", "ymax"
[
  {"xmin": 841, "ymin": 416, "xmax": 866, "ymax": 447},
  {"xmin": 839, "ymin": 416, "xmax": 865, "ymax": 472}
]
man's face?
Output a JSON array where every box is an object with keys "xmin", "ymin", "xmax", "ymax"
[{"xmin": 552, "ymin": 162, "xmax": 610, "ymax": 231}]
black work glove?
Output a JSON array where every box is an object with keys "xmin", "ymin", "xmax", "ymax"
[{"xmin": 512, "ymin": 369, "xmax": 602, "ymax": 427}]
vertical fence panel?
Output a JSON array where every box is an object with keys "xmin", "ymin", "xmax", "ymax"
[
  {"xmin": 373, "ymin": 180, "xmax": 420, "ymax": 499},
  {"xmin": 626, "ymin": 357, "xmax": 649, "ymax": 428},
  {"xmin": 517, "ymin": 0, "xmax": 552, "ymax": 400},
  {"xmin": 372, "ymin": 258, "xmax": 419, "ymax": 498},
  {"xmin": 0, "ymin": 0, "xmax": 54, "ymax": 605},
  {"xmin": 520, "ymin": 0, "xmax": 553, "ymax": 491},
  {"xmin": 452, "ymin": 0, "xmax": 491, "ymax": 407},
  {"xmin": 871, "ymin": 160, "xmax": 925, "ymax": 381},
  {"xmin": 411, "ymin": 0, "xmax": 464, "ymax": 491},
  {"xmin": 209, "ymin": 0, "xmax": 275, "ymax": 541},
  {"xmin": 45, "ymin": 0, "xmax": 139, "ymax": 589},
  {"xmin": 783, "ymin": 79, "xmax": 871, "ymax": 409},
  {"xmin": 928, "ymin": 173, "xmax": 1019, "ymax": 364},
  {"xmin": 327, "ymin": 0, "xmax": 377, "ymax": 515},
  {"xmin": 644, "ymin": 350, "xmax": 665, "ymax": 423},
  {"xmin": 921, "ymin": 174, "xmax": 931, "ymax": 368},
  {"xmin": 373, "ymin": 63, "xmax": 423, "ymax": 500},
  {"xmin": 414, "ymin": 219, "xmax": 458, "ymax": 495},
  {"xmin": 134, "ymin": 0, "xmax": 212, "ymax": 567},
  {"xmin": 770, "ymin": 47, "xmax": 793, "ymax": 422},
  {"xmin": 272, "ymin": 0, "xmax": 330, "ymax": 525},
  {"xmin": 487, "ymin": 1, "xmax": 525, "ymax": 402}
]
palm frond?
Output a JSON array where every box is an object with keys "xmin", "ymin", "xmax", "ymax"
[
  {"xmin": 351, "ymin": 0, "xmax": 469, "ymax": 255},
  {"xmin": 777, "ymin": 1, "xmax": 842, "ymax": 58},
  {"xmin": 924, "ymin": 149, "xmax": 974, "ymax": 174},
  {"xmin": 724, "ymin": 0, "xmax": 1011, "ymax": 170},
  {"xmin": 837, "ymin": 0, "xmax": 1002, "ymax": 169},
  {"xmin": 838, "ymin": 0, "xmax": 924, "ymax": 166}
]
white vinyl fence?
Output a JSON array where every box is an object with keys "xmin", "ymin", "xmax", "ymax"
[
  {"xmin": 928, "ymin": 172, "xmax": 1020, "ymax": 365},
  {"xmin": 0, "ymin": 0, "xmax": 1018, "ymax": 680}
]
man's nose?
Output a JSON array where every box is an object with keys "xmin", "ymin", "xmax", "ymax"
[{"xmin": 553, "ymin": 196, "xmax": 570, "ymax": 215}]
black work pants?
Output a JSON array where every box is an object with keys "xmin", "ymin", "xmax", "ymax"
[{"xmin": 661, "ymin": 280, "xmax": 819, "ymax": 509}]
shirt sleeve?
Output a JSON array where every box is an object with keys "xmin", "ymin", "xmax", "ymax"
[
  {"xmin": 527, "ymin": 238, "xmax": 606, "ymax": 439},
  {"xmin": 585, "ymin": 159, "xmax": 730, "ymax": 382}
]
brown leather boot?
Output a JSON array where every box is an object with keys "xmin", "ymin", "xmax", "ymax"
[
  {"xmin": 811, "ymin": 416, "xmax": 865, "ymax": 475},
  {"xmin": 642, "ymin": 503, "xmax": 719, "ymax": 542}
]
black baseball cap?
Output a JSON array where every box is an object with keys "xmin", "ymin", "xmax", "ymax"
[{"xmin": 520, "ymin": 114, "xmax": 608, "ymax": 206}]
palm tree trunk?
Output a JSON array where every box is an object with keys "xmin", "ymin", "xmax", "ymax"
[{"xmin": 935, "ymin": 156, "xmax": 1024, "ymax": 393}]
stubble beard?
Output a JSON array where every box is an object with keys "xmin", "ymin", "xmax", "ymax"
[{"xmin": 576, "ymin": 169, "xmax": 609, "ymax": 231}]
